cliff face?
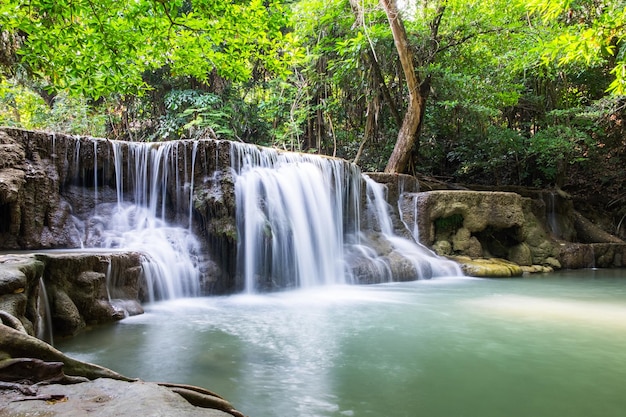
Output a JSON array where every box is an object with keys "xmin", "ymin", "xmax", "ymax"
[{"xmin": 0, "ymin": 129, "xmax": 83, "ymax": 248}]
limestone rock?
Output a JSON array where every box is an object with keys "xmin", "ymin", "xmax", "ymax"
[
  {"xmin": 432, "ymin": 240, "xmax": 452, "ymax": 256},
  {"xmin": 508, "ymin": 243, "xmax": 532, "ymax": 266},
  {"xmin": 0, "ymin": 253, "xmax": 146, "ymax": 337},
  {"xmin": 451, "ymin": 256, "xmax": 523, "ymax": 277},
  {"xmin": 51, "ymin": 289, "xmax": 85, "ymax": 335},
  {"xmin": 0, "ymin": 378, "xmax": 234, "ymax": 417}
]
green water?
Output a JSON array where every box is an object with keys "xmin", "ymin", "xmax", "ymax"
[{"xmin": 57, "ymin": 269, "xmax": 626, "ymax": 417}]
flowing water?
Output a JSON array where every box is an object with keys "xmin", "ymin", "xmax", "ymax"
[
  {"xmin": 231, "ymin": 143, "xmax": 460, "ymax": 291},
  {"xmin": 57, "ymin": 269, "xmax": 626, "ymax": 417},
  {"xmin": 78, "ymin": 140, "xmax": 203, "ymax": 300}
]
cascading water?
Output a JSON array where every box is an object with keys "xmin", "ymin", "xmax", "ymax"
[
  {"xmin": 232, "ymin": 143, "xmax": 361, "ymax": 292},
  {"xmin": 36, "ymin": 277, "xmax": 54, "ymax": 345},
  {"xmin": 231, "ymin": 143, "xmax": 461, "ymax": 292},
  {"xmin": 361, "ymin": 175, "xmax": 461, "ymax": 279},
  {"xmin": 67, "ymin": 135, "xmax": 459, "ymax": 298},
  {"xmin": 80, "ymin": 140, "xmax": 202, "ymax": 301}
]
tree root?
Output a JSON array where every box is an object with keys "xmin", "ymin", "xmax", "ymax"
[
  {"xmin": 163, "ymin": 385, "xmax": 246, "ymax": 417},
  {"xmin": 0, "ymin": 323, "xmax": 136, "ymax": 382},
  {"xmin": 157, "ymin": 381, "xmax": 225, "ymax": 400},
  {"xmin": 0, "ymin": 310, "xmax": 27, "ymax": 333},
  {"xmin": 0, "ymin": 381, "xmax": 38, "ymax": 395},
  {"xmin": 0, "ymin": 321, "xmax": 245, "ymax": 416}
]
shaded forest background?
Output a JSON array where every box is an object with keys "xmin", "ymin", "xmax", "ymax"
[{"xmin": 1, "ymin": 0, "xmax": 626, "ymax": 236}]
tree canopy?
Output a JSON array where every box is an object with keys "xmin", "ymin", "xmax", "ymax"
[
  {"xmin": 0, "ymin": 0, "xmax": 297, "ymax": 98},
  {"xmin": 1, "ymin": 0, "xmax": 626, "ymax": 212}
]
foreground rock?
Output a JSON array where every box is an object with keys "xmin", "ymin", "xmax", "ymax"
[{"xmin": 0, "ymin": 378, "xmax": 235, "ymax": 417}]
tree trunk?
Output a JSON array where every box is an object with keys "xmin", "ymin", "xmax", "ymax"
[{"xmin": 380, "ymin": 0, "xmax": 423, "ymax": 174}]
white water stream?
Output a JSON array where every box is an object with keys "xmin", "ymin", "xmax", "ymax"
[
  {"xmin": 81, "ymin": 141, "xmax": 202, "ymax": 301},
  {"xmin": 231, "ymin": 143, "xmax": 461, "ymax": 292}
]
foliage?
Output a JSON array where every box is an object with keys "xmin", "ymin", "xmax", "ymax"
[
  {"xmin": 525, "ymin": 0, "xmax": 626, "ymax": 94},
  {"xmin": 0, "ymin": 0, "xmax": 298, "ymax": 99},
  {"xmin": 153, "ymin": 90, "xmax": 233, "ymax": 140},
  {"xmin": 0, "ymin": 78, "xmax": 106, "ymax": 134}
]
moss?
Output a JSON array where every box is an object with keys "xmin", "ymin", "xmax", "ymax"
[{"xmin": 434, "ymin": 213, "xmax": 464, "ymax": 238}]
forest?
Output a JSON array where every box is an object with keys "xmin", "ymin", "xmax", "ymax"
[{"xmin": 1, "ymin": 0, "xmax": 625, "ymax": 223}]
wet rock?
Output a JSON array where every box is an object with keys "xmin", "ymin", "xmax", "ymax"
[
  {"xmin": 51, "ymin": 289, "xmax": 85, "ymax": 335},
  {"xmin": 432, "ymin": 240, "xmax": 452, "ymax": 256},
  {"xmin": 400, "ymin": 190, "xmax": 560, "ymax": 269},
  {"xmin": 0, "ymin": 252, "xmax": 146, "ymax": 337}
]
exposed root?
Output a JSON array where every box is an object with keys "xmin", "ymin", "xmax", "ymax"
[
  {"xmin": 157, "ymin": 381, "xmax": 225, "ymax": 399},
  {"xmin": 0, "ymin": 323, "xmax": 136, "ymax": 382},
  {"xmin": 165, "ymin": 386, "xmax": 246, "ymax": 417}
]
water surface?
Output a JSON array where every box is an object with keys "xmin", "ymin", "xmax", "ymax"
[{"xmin": 58, "ymin": 269, "xmax": 626, "ymax": 417}]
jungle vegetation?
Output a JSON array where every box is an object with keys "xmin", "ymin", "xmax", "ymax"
[{"xmin": 1, "ymin": 0, "xmax": 625, "ymax": 205}]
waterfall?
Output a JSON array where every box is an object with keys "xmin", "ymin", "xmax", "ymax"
[
  {"xmin": 232, "ymin": 143, "xmax": 360, "ymax": 292},
  {"xmin": 546, "ymin": 191, "xmax": 561, "ymax": 238},
  {"xmin": 232, "ymin": 143, "xmax": 461, "ymax": 292},
  {"xmin": 362, "ymin": 175, "xmax": 462, "ymax": 279},
  {"xmin": 67, "ymin": 135, "xmax": 460, "ymax": 297},
  {"xmin": 83, "ymin": 141, "xmax": 201, "ymax": 301}
]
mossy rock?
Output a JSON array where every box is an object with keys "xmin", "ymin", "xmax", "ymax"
[{"xmin": 450, "ymin": 256, "xmax": 523, "ymax": 278}]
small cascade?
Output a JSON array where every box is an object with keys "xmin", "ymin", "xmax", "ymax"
[
  {"xmin": 93, "ymin": 140, "xmax": 99, "ymax": 208},
  {"xmin": 546, "ymin": 191, "xmax": 561, "ymax": 238},
  {"xmin": 359, "ymin": 175, "xmax": 462, "ymax": 280},
  {"xmin": 232, "ymin": 143, "xmax": 461, "ymax": 292},
  {"xmin": 36, "ymin": 278, "xmax": 54, "ymax": 345}
]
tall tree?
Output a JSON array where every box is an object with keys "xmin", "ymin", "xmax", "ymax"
[{"xmin": 380, "ymin": 0, "xmax": 445, "ymax": 173}]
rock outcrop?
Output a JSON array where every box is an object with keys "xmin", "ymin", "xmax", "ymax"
[
  {"xmin": 362, "ymin": 176, "xmax": 626, "ymax": 277},
  {"xmin": 0, "ymin": 253, "xmax": 144, "ymax": 337}
]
